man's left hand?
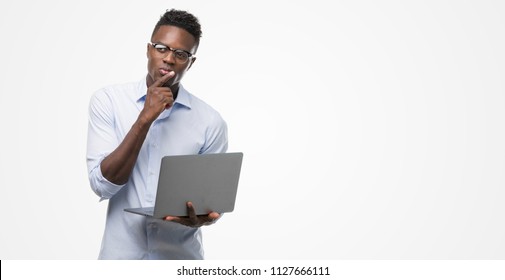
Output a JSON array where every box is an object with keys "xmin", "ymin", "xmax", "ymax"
[{"xmin": 164, "ymin": 202, "xmax": 220, "ymax": 228}]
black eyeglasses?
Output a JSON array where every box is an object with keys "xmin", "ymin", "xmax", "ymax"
[{"xmin": 149, "ymin": 42, "xmax": 195, "ymax": 63}]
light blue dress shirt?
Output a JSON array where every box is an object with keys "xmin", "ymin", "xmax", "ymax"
[{"xmin": 86, "ymin": 79, "xmax": 228, "ymax": 259}]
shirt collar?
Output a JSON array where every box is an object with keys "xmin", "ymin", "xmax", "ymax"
[{"xmin": 136, "ymin": 79, "xmax": 192, "ymax": 109}]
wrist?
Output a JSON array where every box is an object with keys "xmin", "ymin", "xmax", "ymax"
[{"xmin": 133, "ymin": 115, "xmax": 153, "ymax": 135}]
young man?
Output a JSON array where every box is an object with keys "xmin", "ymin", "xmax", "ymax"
[{"xmin": 86, "ymin": 9, "xmax": 227, "ymax": 259}]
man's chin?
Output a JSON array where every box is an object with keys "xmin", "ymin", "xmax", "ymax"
[
  {"xmin": 162, "ymin": 79, "xmax": 173, "ymax": 87},
  {"xmin": 147, "ymin": 74, "xmax": 175, "ymax": 87}
]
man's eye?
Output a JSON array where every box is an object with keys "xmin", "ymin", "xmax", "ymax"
[
  {"xmin": 155, "ymin": 47, "xmax": 168, "ymax": 52},
  {"xmin": 174, "ymin": 51, "xmax": 188, "ymax": 59}
]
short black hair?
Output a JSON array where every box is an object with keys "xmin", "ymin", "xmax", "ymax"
[{"xmin": 152, "ymin": 9, "xmax": 202, "ymax": 45}]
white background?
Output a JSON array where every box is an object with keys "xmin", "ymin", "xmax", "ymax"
[{"xmin": 0, "ymin": 0, "xmax": 504, "ymax": 259}]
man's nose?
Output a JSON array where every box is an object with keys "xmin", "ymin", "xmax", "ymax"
[{"xmin": 162, "ymin": 51, "xmax": 176, "ymax": 64}]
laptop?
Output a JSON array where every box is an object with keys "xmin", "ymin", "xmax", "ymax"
[{"xmin": 124, "ymin": 152, "xmax": 243, "ymax": 218}]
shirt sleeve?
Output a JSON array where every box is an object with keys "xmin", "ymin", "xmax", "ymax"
[
  {"xmin": 86, "ymin": 89, "xmax": 125, "ymax": 200},
  {"xmin": 200, "ymin": 112, "xmax": 228, "ymax": 154}
]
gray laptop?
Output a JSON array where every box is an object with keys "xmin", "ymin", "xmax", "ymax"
[{"xmin": 124, "ymin": 152, "xmax": 243, "ymax": 218}]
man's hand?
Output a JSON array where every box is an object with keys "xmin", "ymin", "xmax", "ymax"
[
  {"xmin": 164, "ymin": 202, "xmax": 221, "ymax": 228},
  {"xmin": 140, "ymin": 71, "xmax": 175, "ymax": 123}
]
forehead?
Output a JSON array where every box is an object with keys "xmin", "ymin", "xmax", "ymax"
[{"xmin": 151, "ymin": 25, "xmax": 197, "ymax": 52}]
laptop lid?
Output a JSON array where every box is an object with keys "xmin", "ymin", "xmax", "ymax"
[{"xmin": 126, "ymin": 152, "xmax": 243, "ymax": 218}]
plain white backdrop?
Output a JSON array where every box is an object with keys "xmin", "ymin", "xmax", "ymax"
[{"xmin": 0, "ymin": 0, "xmax": 504, "ymax": 259}]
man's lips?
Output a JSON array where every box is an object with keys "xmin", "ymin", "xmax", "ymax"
[{"xmin": 159, "ymin": 68, "xmax": 174, "ymax": 75}]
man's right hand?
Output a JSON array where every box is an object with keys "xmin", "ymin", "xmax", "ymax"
[{"xmin": 140, "ymin": 71, "xmax": 176, "ymax": 123}]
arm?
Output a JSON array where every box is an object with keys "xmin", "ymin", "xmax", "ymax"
[
  {"xmin": 88, "ymin": 72, "xmax": 176, "ymax": 195},
  {"xmin": 101, "ymin": 71, "xmax": 176, "ymax": 184}
]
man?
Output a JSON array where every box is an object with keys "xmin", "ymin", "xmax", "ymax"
[{"xmin": 86, "ymin": 9, "xmax": 227, "ymax": 259}]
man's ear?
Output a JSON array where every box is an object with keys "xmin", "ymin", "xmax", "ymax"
[
  {"xmin": 187, "ymin": 57, "xmax": 197, "ymax": 70},
  {"xmin": 146, "ymin": 43, "xmax": 151, "ymax": 58}
]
